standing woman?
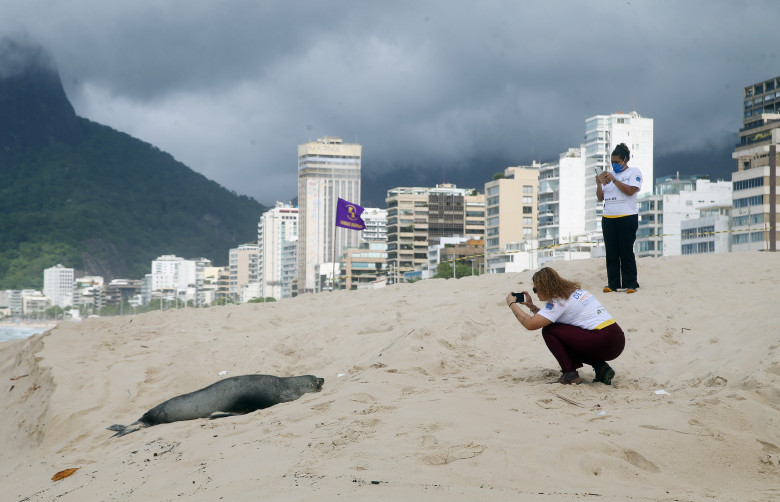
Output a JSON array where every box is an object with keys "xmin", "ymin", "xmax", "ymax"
[{"xmin": 596, "ymin": 143, "xmax": 642, "ymax": 294}]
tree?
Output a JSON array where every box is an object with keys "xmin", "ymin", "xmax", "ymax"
[{"xmin": 432, "ymin": 261, "xmax": 479, "ymax": 279}]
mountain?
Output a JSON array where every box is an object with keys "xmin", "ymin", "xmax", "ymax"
[{"xmin": 0, "ymin": 39, "xmax": 266, "ymax": 289}]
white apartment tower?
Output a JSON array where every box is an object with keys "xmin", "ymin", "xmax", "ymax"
[
  {"xmin": 43, "ymin": 264, "xmax": 74, "ymax": 308},
  {"xmin": 361, "ymin": 207, "xmax": 388, "ymax": 242},
  {"xmin": 297, "ymin": 137, "xmax": 362, "ymax": 294},
  {"xmin": 258, "ymin": 202, "xmax": 298, "ymax": 300},
  {"xmin": 537, "ymin": 147, "xmax": 588, "ymax": 249},
  {"xmin": 583, "ymin": 111, "xmax": 654, "ymax": 233}
]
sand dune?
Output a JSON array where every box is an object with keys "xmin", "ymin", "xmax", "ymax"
[{"xmin": 1, "ymin": 252, "xmax": 779, "ymax": 501}]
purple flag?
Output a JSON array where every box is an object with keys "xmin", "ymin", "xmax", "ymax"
[{"xmin": 335, "ymin": 197, "xmax": 366, "ymax": 230}]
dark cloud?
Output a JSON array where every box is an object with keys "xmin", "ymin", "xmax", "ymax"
[{"xmin": 3, "ymin": 0, "xmax": 778, "ymax": 205}]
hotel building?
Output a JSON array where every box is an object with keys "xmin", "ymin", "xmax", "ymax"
[{"xmin": 297, "ymin": 137, "xmax": 362, "ymax": 293}]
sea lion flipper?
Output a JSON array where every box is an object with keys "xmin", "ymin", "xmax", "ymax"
[
  {"xmin": 107, "ymin": 420, "xmax": 145, "ymax": 438},
  {"xmin": 208, "ymin": 411, "xmax": 242, "ymax": 420}
]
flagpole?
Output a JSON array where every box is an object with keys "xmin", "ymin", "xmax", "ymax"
[{"xmin": 332, "ymin": 219, "xmax": 337, "ymax": 291}]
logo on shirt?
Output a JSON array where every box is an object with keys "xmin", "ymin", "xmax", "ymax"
[
  {"xmin": 636, "ymin": 176, "xmax": 641, "ymax": 182},
  {"xmin": 545, "ymin": 302, "xmax": 554, "ymax": 310}
]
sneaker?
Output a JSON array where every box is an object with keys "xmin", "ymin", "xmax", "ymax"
[
  {"xmin": 593, "ymin": 363, "xmax": 615, "ymax": 385},
  {"xmin": 626, "ymin": 288, "xmax": 637, "ymax": 294},
  {"xmin": 603, "ymin": 287, "xmax": 615, "ymax": 293},
  {"xmin": 556, "ymin": 371, "xmax": 582, "ymax": 385}
]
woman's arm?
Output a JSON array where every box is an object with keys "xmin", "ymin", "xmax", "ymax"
[
  {"xmin": 506, "ymin": 293, "xmax": 552, "ymax": 330},
  {"xmin": 602, "ymin": 172, "xmax": 639, "ymax": 196},
  {"xmin": 596, "ymin": 175, "xmax": 604, "ymax": 202}
]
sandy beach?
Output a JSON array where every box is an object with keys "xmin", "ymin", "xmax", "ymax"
[{"xmin": 1, "ymin": 252, "xmax": 779, "ymax": 501}]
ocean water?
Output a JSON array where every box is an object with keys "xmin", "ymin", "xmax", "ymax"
[{"xmin": 0, "ymin": 325, "xmax": 51, "ymax": 343}]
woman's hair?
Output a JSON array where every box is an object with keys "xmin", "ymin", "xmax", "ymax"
[
  {"xmin": 612, "ymin": 143, "xmax": 630, "ymax": 162},
  {"xmin": 532, "ymin": 267, "xmax": 580, "ymax": 302}
]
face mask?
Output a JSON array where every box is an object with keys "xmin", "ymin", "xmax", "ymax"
[{"xmin": 612, "ymin": 162, "xmax": 625, "ymax": 173}]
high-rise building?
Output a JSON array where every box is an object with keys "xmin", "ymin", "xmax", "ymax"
[
  {"xmin": 386, "ymin": 184, "xmax": 484, "ymax": 283},
  {"xmin": 258, "ymin": 202, "xmax": 298, "ymax": 300},
  {"xmin": 583, "ymin": 111, "xmax": 654, "ymax": 234},
  {"xmin": 297, "ymin": 137, "xmax": 362, "ymax": 294},
  {"xmin": 229, "ymin": 244, "xmax": 260, "ymax": 301},
  {"xmin": 43, "ymin": 264, "xmax": 74, "ymax": 308},
  {"xmin": 731, "ymin": 75, "xmax": 780, "ymax": 252},
  {"xmin": 484, "ymin": 165, "xmax": 540, "ymax": 258}
]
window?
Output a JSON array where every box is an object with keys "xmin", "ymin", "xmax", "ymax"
[
  {"xmin": 734, "ymin": 195, "xmax": 763, "ymax": 208},
  {"xmin": 523, "ymin": 227, "xmax": 532, "ymax": 235},
  {"xmin": 523, "ymin": 196, "xmax": 533, "ymax": 204},
  {"xmin": 487, "ymin": 196, "xmax": 499, "ymax": 206},
  {"xmin": 523, "ymin": 217, "xmax": 532, "ymax": 225},
  {"xmin": 733, "ymin": 177, "xmax": 764, "ymax": 190},
  {"xmin": 751, "ymin": 231, "xmax": 764, "ymax": 243},
  {"xmin": 523, "ymin": 207, "xmax": 532, "ymax": 214},
  {"xmin": 487, "ymin": 206, "xmax": 499, "ymax": 216},
  {"xmin": 487, "ymin": 186, "xmax": 500, "ymax": 196},
  {"xmin": 638, "ymin": 241, "xmax": 655, "ymax": 252},
  {"xmin": 733, "ymin": 234, "xmax": 748, "ymax": 244},
  {"xmin": 523, "ymin": 185, "xmax": 533, "ymax": 194}
]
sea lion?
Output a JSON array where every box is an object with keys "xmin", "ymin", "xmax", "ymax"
[{"xmin": 108, "ymin": 374, "xmax": 324, "ymax": 437}]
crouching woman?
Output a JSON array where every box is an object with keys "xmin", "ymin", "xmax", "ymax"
[{"xmin": 506, "ymin": 267, "xmax": 625, "ymax": 385}]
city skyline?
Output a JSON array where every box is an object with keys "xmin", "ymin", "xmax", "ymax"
[{"xmin": 3, "ymin": 1, "xmax": 777, "ymax": 206}]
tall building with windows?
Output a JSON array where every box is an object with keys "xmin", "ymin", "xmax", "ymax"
[
  {"xmin": 297, "ymin": 137, "xmax": 362, "ymax": 293},
  {"xmin": 258, "ymin": 202, "xmax": 298, "ymax": 300},
  {"xmin": 731, "ymin": 75, "xmax": 780, "ymax": 252},
  {"xmin": 386, "ymin": 184, "xmax": 483, "ymax": 283},
  {"xmin": 483, "ymin": 165, "xmax": 539, "ymax": 258},
  {"xmin": 43, "ymin": 264, "xmax": 74, "ymax": 308},
  {"xmin": 583, "ymin": 111, "xmax": 654, "ymax": 234}
]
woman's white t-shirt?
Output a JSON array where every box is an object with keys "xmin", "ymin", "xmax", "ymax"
[
  {"xmin": 602, "ymin": 166, "xmax": 643, "ymax": 216},
  {"xmin": 536, "ymin": 289, "xmax": 613, "ymax": 330}
]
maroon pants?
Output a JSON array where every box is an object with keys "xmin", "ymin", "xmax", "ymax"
[{"xmin": 541, "ymin": 323, "xmax": 625, "ymax": 373}]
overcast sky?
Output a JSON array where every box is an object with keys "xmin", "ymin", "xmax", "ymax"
[{"xmin": 3, "ymin": 0, "xmax": 779, "ymax": 206}]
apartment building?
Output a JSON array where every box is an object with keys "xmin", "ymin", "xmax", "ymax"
[
  {"xmin": 731, "ymin": 75, "xmax": 780, "ymax": 252},
  {"xmin": 43, "ymin": 264, "xmax": 74, "ymax": 308},
  {"xmin": 484, "ymin": 165, "xmax": 539, "ymax": 267},
  {"xmin": 386, "ymin": 184, "xmax": 483, "ymax": 283},
  {"xmin": 258, "ymin": 202, "xmax": 298, "ymax": 300},
  {"xmin": 229, "ymin": 244, "xmax": 260, "ymax": 301}
]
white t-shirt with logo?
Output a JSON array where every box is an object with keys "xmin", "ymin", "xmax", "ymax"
[
  {"xmin": 536, "ymin": 289, "xmax": 613, "ymax": 330},
  {"xmin": 602, "ymin": 166, "xmax": 643, "ymax": 216}
]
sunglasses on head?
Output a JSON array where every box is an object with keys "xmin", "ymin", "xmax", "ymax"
[{"xmin": 533, "ymin": 287, "xmax": 537, "ymax": 293}]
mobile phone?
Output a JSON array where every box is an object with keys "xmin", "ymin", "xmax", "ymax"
[{"xmin": 512, "ymin": 292, "xmax": 524, "ymax": 303}]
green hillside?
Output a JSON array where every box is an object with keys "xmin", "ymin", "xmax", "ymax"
[{"xmin": 0, "ymin": 40, "xmax": 266, "ymax": 289}]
